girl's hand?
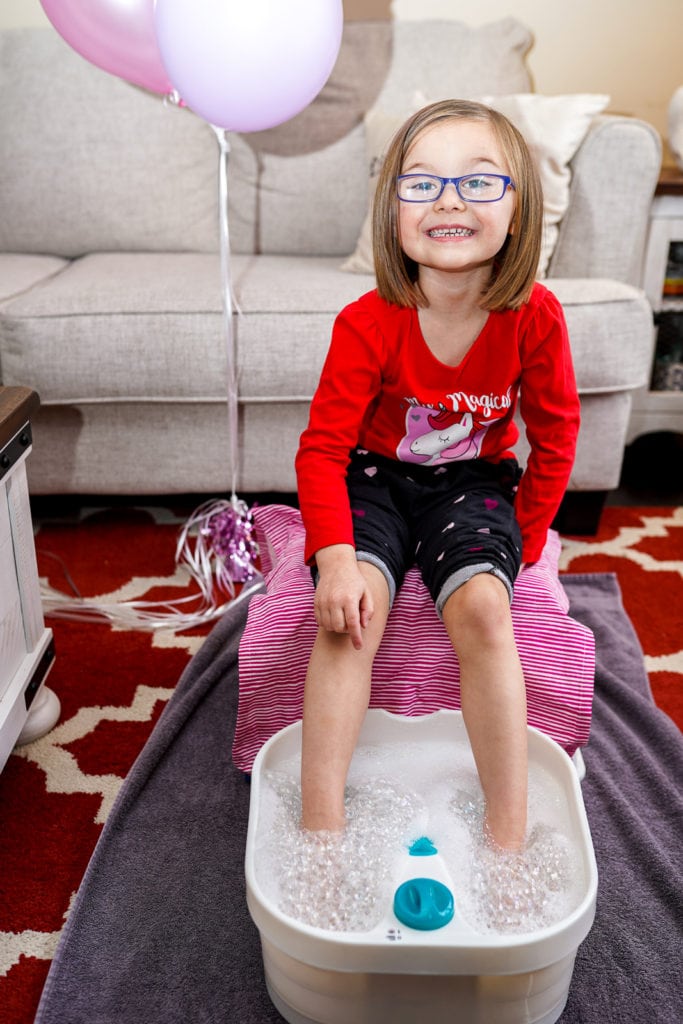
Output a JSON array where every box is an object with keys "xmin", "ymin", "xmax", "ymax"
[{"xmin": 314, "ymin": 544, "xmax": 374, "ymax": 651}]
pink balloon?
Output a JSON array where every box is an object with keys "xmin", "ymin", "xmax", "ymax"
[
  {"xmin": 153, "ymin": 0, "xmax": 344, "ymax": 131},
  {"xmin": 39, "ymin": 0, "xmax": 174, "ymax": 95}
]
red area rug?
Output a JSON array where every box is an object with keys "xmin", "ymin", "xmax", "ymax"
[
  {"xmin": 0, "ymin": 503, "xmax": 681, "ymax": 1023},
  {"xmin": 559, "ymin": 506, "xmax": 683, "ymax": 728}
]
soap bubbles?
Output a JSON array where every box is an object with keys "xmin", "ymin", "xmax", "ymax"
[
  {"xmin": 468, "ymin": 825, "xmax": 574, "ymax": 933},
  {"xmin": 450, "ymin": 790, "xmax": 579, "ymax": 934},
  {"xmin": 267, "ymin": 775, "xmax": 423, "ymax": 932}
]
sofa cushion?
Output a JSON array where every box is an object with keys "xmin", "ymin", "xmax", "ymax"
[
  {"xmin": 234, "ymin": 256, "xmax": 375, "ymax": 398},
  {"xmin": 0, "ymin": 253, "xmax": 227, "ymax": 401},
  {"xmin": 257, "ymin": 126, "xmax": 368, "ymax": 257},
  {"xmin": 0, "ymin": 253, "xmax": 371, "ymax": 403},
  {"xmin": 0, "ymin": 254, "xmax": 67, "ymax": 305},
  {"xmin": 0, "ymin": 255, "xmax": 651, "ymax": 404},
  {"xmin": 0, "ymin": 29, "xmax": 258, "ymax": 258},
  {"xmin": 483, "ymin": 94, "xmax": 610, "ymax": 275}
]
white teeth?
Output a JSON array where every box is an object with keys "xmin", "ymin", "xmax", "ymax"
[{"xmin": 428, "ymin": 228, "xmax": 473, "ymax": 237}]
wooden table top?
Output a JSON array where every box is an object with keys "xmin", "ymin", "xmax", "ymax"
[
  {"xmin": 0, "ymin": 386, "xmax": 40, "ymax": 446},
  {"xmin": 656, "ymin": 165, "xmax": 683, "ymax": 195}
]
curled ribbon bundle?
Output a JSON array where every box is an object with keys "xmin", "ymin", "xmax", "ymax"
[{"xmin": 40, "ymin": 495, "xmax": 262, "ymax": 633}]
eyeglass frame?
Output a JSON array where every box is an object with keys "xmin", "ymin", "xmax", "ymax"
[{"xmin": 396, "ymin": 173, "xmax": 515, "ymax": 204}]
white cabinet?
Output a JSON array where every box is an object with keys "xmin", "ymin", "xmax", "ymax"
[
  {"xmin": 0, "ymin": 387, "xmax": 59, "ymax": 772},
  {"xmin": 627, "ymin": 169, "xmax": 683, "ymax": 443}
]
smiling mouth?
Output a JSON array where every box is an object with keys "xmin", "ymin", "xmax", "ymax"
[{"xmin": 427, "ymin": 227, "xmax": 474, "ymax": 238}]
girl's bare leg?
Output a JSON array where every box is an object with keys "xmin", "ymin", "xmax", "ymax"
[
  {"xmin": 300, "ymin": 563, "xmax": 390, "ymax": 832},
  {"xmin": 442, "ymin": 573, "xmax": 528, "ymax": 850}
]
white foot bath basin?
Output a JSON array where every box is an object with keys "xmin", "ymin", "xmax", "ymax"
[{"xmin": 245, "ymin": 709, "xmax": 597, "ymax": 1024}]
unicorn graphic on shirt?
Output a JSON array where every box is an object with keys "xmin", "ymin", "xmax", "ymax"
[{"xmin": 397, "ymin": 405, "xmax": 491, "ymax": 465}]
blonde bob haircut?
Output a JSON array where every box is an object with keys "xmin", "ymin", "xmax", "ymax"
[{"xmin": 372, "ymin": 99, "xmax": 543, "ymax": 312}]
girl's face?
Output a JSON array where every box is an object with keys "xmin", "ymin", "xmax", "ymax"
[{"xmin": 398, "ymin": 118, "xmax": 516, "ymax": 287}]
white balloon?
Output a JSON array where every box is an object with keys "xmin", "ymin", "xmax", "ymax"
[{"xmin": 153, "ymin": 0, "xmax": 344, "ymax": 132}]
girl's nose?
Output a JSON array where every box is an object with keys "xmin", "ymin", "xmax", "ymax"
[{"xmin": 437, "ymin": 182, "xmax": 466, "ymax": 209}]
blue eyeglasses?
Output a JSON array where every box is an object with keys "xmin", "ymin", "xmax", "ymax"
[{"xmin": 397, "ymin": 173, "xmax": 515, "ymax": 203}]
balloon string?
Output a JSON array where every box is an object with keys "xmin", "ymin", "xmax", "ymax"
[
  {"xmin": 211, "ymin": 124, "xmax": 239, "ymax": 501},
  {"xmin": 40, "ymin": 575, "xmax": 264, "ymax": 632}
]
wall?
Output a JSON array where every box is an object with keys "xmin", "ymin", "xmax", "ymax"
[
  {"xmin": 3, "ymin": 0, "xmax": 680, "ymax": 161},
  {"xmin": 2, "ymin": 0, "xmax": 47, "ymax": 28}
]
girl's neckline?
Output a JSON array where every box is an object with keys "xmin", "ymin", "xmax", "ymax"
[{"xmin": 413, "ymin": 305, "xmax": 491, "ymax": 370}]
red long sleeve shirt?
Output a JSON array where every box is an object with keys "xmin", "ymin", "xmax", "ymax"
[{"xmin": 296, "ymin": 283, "xmax": 580, "ymax": 565}]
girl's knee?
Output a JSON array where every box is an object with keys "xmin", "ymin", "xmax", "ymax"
[{"xmin": 443, "ymin": 571, "xmax": 512, "ymax": 636}]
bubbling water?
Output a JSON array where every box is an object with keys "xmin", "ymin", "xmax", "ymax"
[
  {"xmin": 264, "ymin": 774, "xmax": 425, "ymax": 932},
  {"xmin": 450, "ymin": 791, "xmax": 578, "ymax": 933},
  {"xmin": 256, "ymin": 741, "xmax": 585, "ymax": 936}
]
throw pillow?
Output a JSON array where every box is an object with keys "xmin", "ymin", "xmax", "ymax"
[
  {"xmin": 342, "ymin": 93, "xmax": 610, "ymax": 279},
  {"xmin": 483, "ymin": 93, "xmax": 610, "ymax": 276}
]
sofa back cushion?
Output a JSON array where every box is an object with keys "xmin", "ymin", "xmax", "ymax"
[
  {"xmin": 371, "ymin": 17, "xmax": 532, "ymax": 116},
  {"xmin": 0, "ymin": 28, "xmax": 258, "ymax": 257}
]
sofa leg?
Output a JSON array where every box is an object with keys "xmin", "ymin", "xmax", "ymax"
[{"xmin": 552, "ymin": 491, "xmax": 608, "ymax": 536}]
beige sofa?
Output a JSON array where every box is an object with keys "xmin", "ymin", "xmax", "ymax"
[{"xmin": 0, "ymin": 19, "xmax": 661, "ymax": 526}]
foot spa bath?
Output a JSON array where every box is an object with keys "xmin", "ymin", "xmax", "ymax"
[{"xmin": 245, "ymin": 709, "xmax": 598, "ymax": 1024}]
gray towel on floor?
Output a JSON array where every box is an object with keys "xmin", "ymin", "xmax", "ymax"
[{"xmin": 35, "ymin": 573, "xmax": 683, "ymax": 1024}]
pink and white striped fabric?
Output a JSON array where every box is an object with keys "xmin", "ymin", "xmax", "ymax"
[{"xmin": 234, "ymin": 504, "xmax": 595, "ymax": 771}]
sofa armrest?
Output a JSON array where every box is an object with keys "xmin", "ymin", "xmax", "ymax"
[{"xmin": 548, "ymin": 115, "xmax": 662, "ymax": 286}]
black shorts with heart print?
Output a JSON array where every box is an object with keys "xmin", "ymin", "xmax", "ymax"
[{"xmin": 344, "ymin": 447, "xmax": 523, "ymax": 617}]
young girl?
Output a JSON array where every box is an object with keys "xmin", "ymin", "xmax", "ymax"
[{"xmin": 295, "ymin": 100, "xmax": 580, "ymax": 852}]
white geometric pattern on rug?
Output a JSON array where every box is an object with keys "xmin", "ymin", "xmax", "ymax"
[
  {"xmin": 560, "ymin": 506, "xmax": 683, "ymax": 676},
  {"xmin": 644, "ymin": 651, "xmax": 683, "ymax": 673},
  {"xmin": 43, "ymin": 561, "xmax": 221, "ymax": 637},
  {"xmin": 0, "ymin": 895, "xmax": 77, "ymax": 977},
  {"xmin": 0, "ymin": 928, "xmax": 62, "ymax": 976},
  {"xmin": 558, "ymin": 507, "xmax": 683, "ymax": 573},
  {"xmin": 21, "ymin": 569, "xmax": 210, "ymax": 825},
  {"xmin": 15, "ymin": 684, "xmax": 176, "ymax": 825}
]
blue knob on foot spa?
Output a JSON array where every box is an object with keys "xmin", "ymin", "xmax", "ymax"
[{"xmin": 393, "ymin": 877, "xmax": 455, "ymax": 931}]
